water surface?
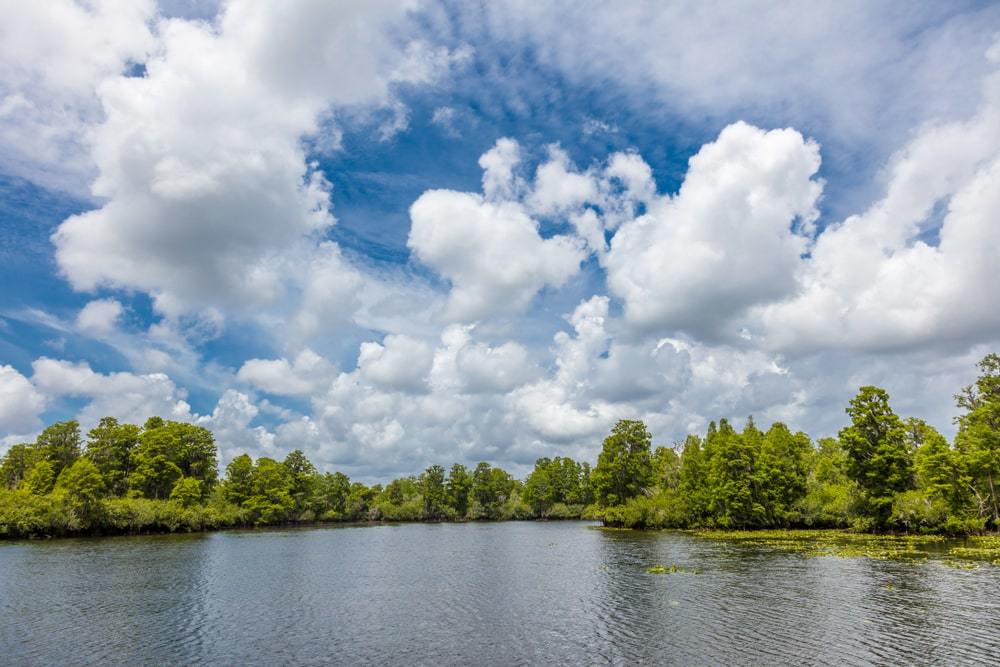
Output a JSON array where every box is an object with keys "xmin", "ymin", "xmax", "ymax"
[{"xmin": 2, "ymin": 522, "xmax": 999, "ymax": 665}]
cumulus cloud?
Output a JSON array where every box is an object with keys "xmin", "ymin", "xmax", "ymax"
[
  {"xmin": 197, "ymin": 389, "xmax": 277, "ymax": 463},
  {"xmin": 408, "ymin": 139, "xmax": 587, "ymax": 321},
  {"xmin": 605, "ymin": 121, "xmax": 822, "ymax": 337},
  {"xmin": 408, "ymin": 190, "xmax": 585, "ymax": 321},
  {"xmin": 0, "ymin": 0, "xmax": 156, "ymax": 192},
  {"xmin": 755, "ymin": 62, "xmax": 1000, "ymax": 352},
  {"xmin": 76, "ymin": 298, "xmax": 123, "ymax": 336},
  {"xmin": 31, "ymin": 357, "xmax": 193, "ymax": 428},
  {"xmin": 0, "ymin": 365, "xmax": 46, "ymax": 436},
  {"xmin": 3, "ymin": 4, "xmax": 1000, "ymax": 483},
  {"xmin": 358, "ymin": 334, "xmax": 434, "ymax": 392},
  {"xmin": 237, "ymin": 349, "xmax": 335, "ymax": 397},
  {"xmin": 50, "ymin": 1, "xmax": 461, "ymax": 320}
]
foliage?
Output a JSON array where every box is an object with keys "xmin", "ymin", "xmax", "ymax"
[
  {"xmin": 4, "ymin": 354, "xmax": 1000, "ymax": 539},
  {"xmin": 839, "ymin": 386, "xmax": 914, "ymax": 529},
  {"xmin": 592, "ymin": 419, "xmax": 653, "ymax": 507}
]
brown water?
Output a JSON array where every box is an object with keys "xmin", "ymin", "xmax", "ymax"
[{"xmin": 2, "ymin": 522, "xmax": 999, "ymax": 665}]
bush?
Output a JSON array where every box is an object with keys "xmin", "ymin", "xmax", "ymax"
[{"xmin": 890, "ymin": 490, "xmax": 950, "ymax": 533}]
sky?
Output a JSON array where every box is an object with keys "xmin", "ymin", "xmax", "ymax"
[{"xmin": 1, "ymin": 0, "xmax": 1000, "ymax": 482}]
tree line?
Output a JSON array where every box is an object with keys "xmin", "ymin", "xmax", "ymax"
[{"xmin": 1, "ymin": 353, "xmax": 998, "ymax": 538}]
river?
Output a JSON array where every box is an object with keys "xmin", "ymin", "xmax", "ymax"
[{"xmin": 2, "ymin": 521, "xmax": 1000, "ymax": 665}]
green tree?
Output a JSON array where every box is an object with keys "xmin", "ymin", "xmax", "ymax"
[
  {"xmin": 755, "ymin": 423, "xmax": 811, "ymax": 526},
  {"xmin": 170, "ymin": 477, "xmax": 203, "ymax": 508},
  {"xmin": 314, "ymin": 471, "xmax": 351, "ymax": 517},
  {"xmin": 704, "ymin": 418, "xmax": 761, "ymax": 528},
  {"xmin": 37, "ymin": 420, "xmax": 81, "ymax": 478},
  {"xmin": 652, "ymin": 447, "xmax": 681, "ymax": 491},
  {"xmin": 796, "ymin": 437, "xmax": 856, "ymax": 527},
  {"xmin": 421, "ymin": 464, "xmax": 449, "ymax": 519},
  {"xmin": 54, "ymin": 458, "xmax": 106, "ymax": 525},
  {"xmin": 446, "ymin": 464, "xmax": 472, "ymax": 517},
  {"xmin": 223, "ymin": 454, "xmax": 255, "ymax": 505},
  {"xmin": 470, "ymin": 462, "xmax": 514, "ymax": 519},
  {"xmin": 1, "ymin": 443, "xmax": 43, "ymax": 489},
  {"xmin": 678, "ymin": 435, "xmax": 708, "ymax": 522},
  {"xmin": 592, "ymin": 419, "xmax": 654, "ymax": 508},
  {"xmin": 130, "ymin": 454, "xmax": 182, "ymax": 499},
  {"xmin": 910, "ymin": 419, "xmax": 967, "ymax": 513},
  {"xmin": 243, "ymin": 457, "xmax": 295, "ymax": 524},
  {"xmin": 131, "ymin": 420, "xmax": 217, "ymax": 498},
  {"xmin": 282, "ymin": 449, "xmax": 318, "ymax": 516},
  {"xmin": 524, "ymin": 457, "xmax": 554, "ymax": 515},
  {"xmin": 22, "ymin": 459, "xmax": 56, "ymax": 495},
  {"xmin": 85, "ymin": 417, "xmax": 139, "ymax": 496},
  {"xmin": 839, "ymin": 386, "xmax": 914, "ymax": 529},
  {"xmin": 955, "ymin": 354, "xmax": 1000, "ymax": 523}
]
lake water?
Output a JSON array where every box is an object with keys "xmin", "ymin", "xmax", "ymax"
[{"xmin": 2, "ymin": 522, "xmax": 1000, "ymax": 665}]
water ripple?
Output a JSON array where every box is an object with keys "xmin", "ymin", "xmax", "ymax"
[{"xmin": 3, "ymin": 525, "xmax": 1000, "ymax": 665}]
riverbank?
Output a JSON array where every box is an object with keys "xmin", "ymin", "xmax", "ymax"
[
  {"xmin": 0, "ymin": 488, "xmax": 597, "ymax": 540},
  {"xmin": 6, "ymin": 492, "xmax": 1000, "ymax": 570}
]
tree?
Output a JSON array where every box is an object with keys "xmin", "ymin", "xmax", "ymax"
[
  {"xmin": 22, "ymin": 460, "xmax": 56, "ymax": 495},
  {"xmin": 243, "ymin": 458, "xmax": 295, "ymax": 524},
  {"xmin": 130, "ymin": 454, "xmax": 182, "ymax": 500},
  {"xmin": 470, "ymin": 462, "xmax": 514, "ymax": 519},
  {"xmin": 704, "ymin": 418, "xmax": 761, "ymax": 528},
  {"xmin": 37, "ymin": 420, "xmax": 81, "ymax": 478},
  {"xmin": 169, "ymin": 477, "xmax": 203, "ymax": 508},
  {"xmin": 592, "ymin": 419, "xmax": 654, "ymax": 508},
  {"xmin": 652, "ymin": 447, "xmax": 681, "ymax": 491},
  {"xmin": 910, "ymin": 419, "xmax": 967, "ymax": 513},
  {"xmin": 283, "ymin": 449, "xmax": 318, "ymax": 516},
  {"xmin": 85, "ymin": 417, "xmax": 139, "ymax": 496},
  {"xmin": 755, "ymin": 423, "xmax": 811, "ymax": 526},
  {"xmin": 678, "ymin": 435, "xmax": 708, "ymax": 522},
  {"xmin": 314, "ymin": 471, "xmax": 351, "ymax": 517},
  {"xmin": 223, "ymin": 454, "xmax": 255, "ymax": 505},
  {"xmin": 839, "ymin": 386, "xmax": 914, "ymax": 528},
  {"xmin": 131, "ymin": 420, "xmax": 217, "ymax": 499},
  {"xmin": 446, "ymin": 464, "xmax": 472, "ymax": 517},
  {"xmin": 524, "ymin": 458, "xmax": 554, "ymax": 515},
  {"xmin": 955, "ymin": 354, "xmax": 1000, "ymax": 523},
  {"xmin": 1, "ymin": 443, "xmax": 43, "ymax": 489},
  {"xmin": 421, "ymin": 464, "xmax": 449, "ymax": 520},
  {"xmin": 796, "ymin": 437, "xmax": 856, "ymax": 527},
  {"xmin": 54, "ymin": 458, "xmax": 106, "ymax": 525}
]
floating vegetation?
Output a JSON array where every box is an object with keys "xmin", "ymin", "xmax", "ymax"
[
  {"xmin": 690, "ymin": 529, "xmax": 1000, "ymax": 566},
  {"xmin": 647, "ymin": 563, "xmax": 700, "ymax": 574}
]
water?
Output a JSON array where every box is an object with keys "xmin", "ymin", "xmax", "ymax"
[{"xmin": 2, "ymin": 522, "xmax": 1000, "ymax": 665}]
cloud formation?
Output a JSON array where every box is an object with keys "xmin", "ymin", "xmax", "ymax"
[{"xmin": 0, "ymin": 2, "xmax": 998, "ymax": 483}]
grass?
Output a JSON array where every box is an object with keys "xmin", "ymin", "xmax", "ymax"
[
  {"xmin": 689, "ymin": 528, "xmax": 1000, "ymax": 567},
  {"xmin": 647, "ymin": 563, "xmax": 701, "ymax": 574}
]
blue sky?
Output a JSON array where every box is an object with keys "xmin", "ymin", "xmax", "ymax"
[{"xmin": 1, "ymin": 1, "xmax": 1000, "ymax": 480}]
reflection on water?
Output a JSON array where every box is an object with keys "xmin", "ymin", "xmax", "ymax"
[{"xmin": 2, "ymin": 523, "xmax": 1000, "ymax": 665}]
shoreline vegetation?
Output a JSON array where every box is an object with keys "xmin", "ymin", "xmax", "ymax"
[{"xmin": 2, "ymin": 353, "xmax": 1000, "ymax": 545}]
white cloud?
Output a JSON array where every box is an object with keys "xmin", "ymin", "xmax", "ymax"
[
  {"xmin": 528, "ymin": 145, "xmax": 598, "ymax": 216},
  {"xmin": 0, "ymin": 0, "xmax": 156, "ymax": 192},
  {"xmin": 237, "ymin": 349, "xmax": 335, "ymax": 397},
  {"xmin": 50, "ymin": 1, "xmax": 459, "ymax": 319},
  {"xmin": 408, "ymin": 143, "xmax": 586, "ymax": 321},
  {"xmin": 476, "ymin": 1, "xmax": 1000, "ymax": 170},
  {"xmin": 478, "ymin": 137, "xmax": 523, "ymax": 201},
  {"xmin": 358, "ymin": 334, "xmax": 434, "ymax": 392},
  {"xmin": 198, "ymin": 389, "xmax": 277, "ymax": 463},
  {"xmin": 76, "ymin": 298, "xmax": 123, "ymax": 336},
  {"xmin": 605, "ymin": 121, "xmax": 822, "ymax": 337},
  {"xmin": 30, "ymin": 357, "xmax": 192, "ymax": 429},
  {"xmin": 756, "ymin": 63, "xmax": 1000, "ymax": 352},
  {"xmin": 0, "ymin": 365, "xmax": 46, "ymax": 435}
]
